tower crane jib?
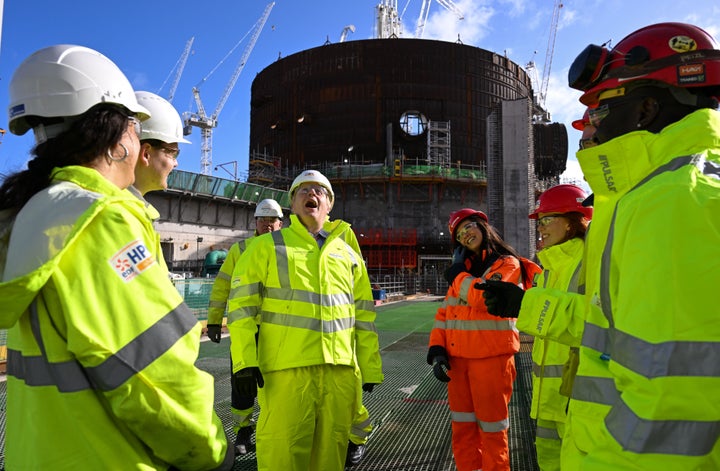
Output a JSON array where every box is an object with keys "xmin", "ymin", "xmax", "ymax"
[
  {"xmin": 184, "ymin": 2, "xmax": 275, "ymax": 175},
  {"xmin": 415, "ymin": 0, "xmax": 463, "ymax": 39},
  {"xmin": 539, "ymin": 0, "xmax": 563, "ymax": 111}
]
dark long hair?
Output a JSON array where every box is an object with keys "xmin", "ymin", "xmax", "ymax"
[
  {"xmin": 0, "ymin": 104, "xmax": 129, "ymax": 212},
  {"xmin": 468, "ymin": 216, "xmax": 522, "ymax": 260}
]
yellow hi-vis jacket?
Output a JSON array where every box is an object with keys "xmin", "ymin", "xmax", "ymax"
[
  {"xmin": 0, "ymin": 166, "xmax": 232, "ymax": 470},
  {"xmin": 208, "ymin": 237, "xmax": 254, "ymax": 325},
  {"xmin": 518, "ymin": 237, "xmax": 584, "ymax": 423},
  {"xmin": 521, "ymin": 109, "xmax": 720, "ymax": 470},
  {"xmin": 226, "ymin": 214, "xmax": 384, "ymax": 384}
]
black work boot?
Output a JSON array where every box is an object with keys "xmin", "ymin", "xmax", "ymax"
[
  {"xmin": 234, "ymin": 426, "xmax": 254, "ymax": 455},
  {"xmin": 345, "ymin": 441, "xmax": 366, "ymax": 468}
]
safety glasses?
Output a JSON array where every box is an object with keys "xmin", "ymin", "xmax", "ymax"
[
  {"xmin": 157, "ymin": 145, "xmax": 180, "ymax": 159},
  {"xmin": 586, "ymin": 96, "xmax": 639, "ymax": 127},
  {"xmin": 297, "ymin": 185, "xmax": 328, "ymax": 197},
  {"xmin": 455, "ymin": 221, "xmax": 478, "ymax": 242},
  {"xmin": 537, "ymin": 215, "xmax": 562, "ymax": 227}
]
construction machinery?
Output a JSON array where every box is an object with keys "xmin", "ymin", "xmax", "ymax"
[
  {"xmin": 537, "ymin": 1, "xmax": 563, "ymax": 117},
  {"xmin": 158, "ymin": 37, "xmax": 194, "ymax": 104},
  {"xmin": 415, "ymin": 0, "xmax": 464, "ymax": 38},
  {"xmin": 183, "ymin": 2, "xmax": 274, "ymax": 175},
  {"xmin": 340, "ymin": 24, "xmax": 356, "ymax": 42}
]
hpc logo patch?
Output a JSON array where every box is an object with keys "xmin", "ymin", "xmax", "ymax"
[{"xmin": 110, "ymin": 240, "xmax": 156, "ymax": 282}]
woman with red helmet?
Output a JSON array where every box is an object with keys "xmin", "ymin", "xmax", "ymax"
[
  {"xmin": 525, "ymin": 184, "xmax": 591, "ymax": 471},
  {"xmin": 481, "ymin": 22, "xmax": 720, "ymax": 470},
  {"xmin": 426, "ymin": 208, "xmax": 538, "ymax": 471}
]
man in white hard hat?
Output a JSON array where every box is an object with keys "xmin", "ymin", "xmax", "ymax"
[
  {"xmin": 227, "ymin": 170, "xmax": 383, "ymax": 470},
  {"xmin": 207, "ymin": 198, "xmax": 284, "ymax": 455},
  {"xmin": 131, "ymin": 91, "xmax": 191, "ymax": 197}
]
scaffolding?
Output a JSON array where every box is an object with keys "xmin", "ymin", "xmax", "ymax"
[{"xmin": 427, "ymin": 120, "xmax": 451, "ymax": 168}]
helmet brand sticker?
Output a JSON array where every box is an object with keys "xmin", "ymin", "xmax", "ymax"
[
  {"xmin": 668, "ymin": 35, "xmax": 697, "ymax": 53},
  {"xmin": 9, "ymin": 104, "xmax": 25, "ymax": 118},
  {"xmin": 677, "ymin": 63, "xmax": 706, "ymax": 84},
  {"xmin": 110, "ymin": 240, "xmax": 156, "ymax": 282}
]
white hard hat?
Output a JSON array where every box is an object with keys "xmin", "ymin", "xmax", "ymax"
[
  {"xmin": 254, "ymin": 198, "xmax": 283, "ymax": 218},
  {"xmin": 8, "ymin": 44, "xmax": 150, "ymax": 137},
  {"xmin": 135, "ymin": 91, "xmax": 190, "ymax": 144},
  {"xmin": 289, "ymin": 170, "xmax": 335, "ymax": 205}
]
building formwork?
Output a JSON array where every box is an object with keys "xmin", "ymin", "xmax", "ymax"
[{"xmin": 249, "ymin": 38, "xmax": 567, "ymax": 274}]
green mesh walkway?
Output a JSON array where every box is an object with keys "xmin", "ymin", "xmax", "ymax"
[{"xmin": 0, "ymin": 297, "xmax": 539, "ymax": 471}]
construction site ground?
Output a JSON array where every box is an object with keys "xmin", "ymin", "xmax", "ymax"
[{"xmin": 0, "ymin": 296, "xmax": 540, "ymax": 471}]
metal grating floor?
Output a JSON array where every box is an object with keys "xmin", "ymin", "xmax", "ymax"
[{"xmin": 0, "ymin": 329, "xmax": 539, "ymax": 471}]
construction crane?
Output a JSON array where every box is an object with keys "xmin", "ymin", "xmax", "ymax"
[
  {"xmin": 340, "ymin": 24, "xmax": 356, "ymax": 42},
  {"xmin": 415, "ymin": 0, "xmax": 464, "ymax": 39},
  {"xmin": 157, "ymin": 37, "xmax": 195, "ymax": 103},
  {"xmin": 184, "ymin": 2, "xmax": 274, "ymax": 175},
  {"xmin": 538, "ymin": 1, "xmax": 563, "ymax": 112}
]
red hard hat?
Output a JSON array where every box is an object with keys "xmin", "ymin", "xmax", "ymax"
[
  {"xmin": 529, "ymin": 184, "xmax": 593, "ymax": 220},
  {"xmin": 571, "ymin": 109, "xmax": 591, "ymax": 131},
  {"xmin": 448, "ymin": 208, "xmax": 488, "ymax": 240},
  {"xmin": 568, "ymin": 22, "xmax": 720, "ymax": 106}
]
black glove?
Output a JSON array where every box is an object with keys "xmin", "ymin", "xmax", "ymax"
[
  {"xmin": 362, "ymin": 383, "xmax": 377, "ymax": 393},
  {"xmin": 452, "ymin": 245, "xmax": 469, "ymax": 264},
  {"xmin": 426, "ymin": 345, "xmax": 451, "ymax": 382},
  {"xmin": 233, "ymin": 367, "xmax": 265, "ymax": 397},
  {"xmin": 475, "ymin": 279, "xmax": 525, "ymax": 318},
  {"xmin": 206, "ymin": 324, "xmax": 222, "ymax": 343}
]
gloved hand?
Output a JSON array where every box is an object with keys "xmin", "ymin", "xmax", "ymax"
[
  {"xmin": 233, "ymin": 367, "xmax": 265, "ymax": 398},
  {"xmin": 206, "ymin": 324, "xmax": 222, "ymax": 343},
  {"xmin": 426, "ymin": 345, "xmax": 451, "ymax": 382},
  {"xmin": 452, "ymin": 245, "xmax": 469, "ymax": 264},
  {"xmin": 362, "ymin": 383, "xmax": 377, "ymax": 393},
  {"xmin": 475, "ymin": 279, "xmax": 525, "ymax": 318}
]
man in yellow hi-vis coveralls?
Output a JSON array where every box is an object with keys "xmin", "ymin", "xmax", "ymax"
[{"xmin": 228, "ymin": 170, "xmax": 384, "ymax": 470}]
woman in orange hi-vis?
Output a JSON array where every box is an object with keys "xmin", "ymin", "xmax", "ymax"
[{"xmin": 427, "ymin": 208, "xmax": 539, "ymax": 471}]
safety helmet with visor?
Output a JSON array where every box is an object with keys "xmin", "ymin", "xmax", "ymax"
[
  {"xmin": 8, "ymin": 44, "xmax": 150, "ymax": 142},
  {"xmin": 568, "ymin": 22, "xmax": 720, "ymax": 107}
]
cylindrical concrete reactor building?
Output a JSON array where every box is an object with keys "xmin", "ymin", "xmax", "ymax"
[{"xmin": 249, "ymin": 38, "xmax": 564, "ymax": 285}]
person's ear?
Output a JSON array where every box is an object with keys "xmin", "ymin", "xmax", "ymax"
[{"xmin": 138, "ymin": 142, "xmax": 153, "ymax": 167}]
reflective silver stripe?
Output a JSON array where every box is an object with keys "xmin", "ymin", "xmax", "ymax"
[
  {"xmin": 229, "ymin": 282, "xmax": 262, "ymax": 300},
  {"xmin": 532, "ymin": 362, "xmax": 564, "ymax": 378},
  {"xmin": 10, "ymin": 303, "xmax": 197, "ymax": 392},
  {"xmin": 351, "ymin": 417, "xmax": 372, "ymax": 438},
  {"xmin": 271, "ymin": 231, "xmax": 290, "ymax": 288},
  {"xmin": 581, "ymin": 323, "xmax": 610, "ymax": 355},
  {"xmin": 612, "ymin": 329, "xmax": 720, "ymax": 378},
  {"xmin": 228, "ymin": 305, "xmax": 260, "ymax": 324},
  {"xmin": 568, "ymin": 261, "xmax": 582, "ymax": 294},
  {"xmin": 356, "ymin": 320, "xmax": 378, "ymax": 333},
  {"xmin": 208, "ymin": 300, "xmax": 226, "ymax": 309},
  {"xmin": 450, "ymin": 411, "xmax": 476, "ymax": 423},
  {"xmin": 355, "ymin": 299, "xmax": 375, "ymax": 312},
  {"xmin": 262, "ymin": 310, "xmax": 353, "ymax": 333},
  {"xmin": 265, "ymin": 287, "xmax": 353, "ymax": 306},
  {"xmin": 445, "ymin": 296, "xmax": 465, "ymax": 307},
  {"xmin": 434, "ymin": 320, "xmax": 446, "ymax": 329},
  {"xmin": 7, "ymin": 348, "xmax": 91, "ymax": 392},
  {"xmin": 215, "ymin": 271, "xmax": 231, "ymax": 282},
  {"xmin": 458, "ymin": 275, "xmax": 473, "ymax": 301},
  {"xmin": 606, "ymin": 398, "xmax": 720, "ymax": 456},
  {"xmin": 571, "ymin": 375, "xmax": 618, "ymax": 406},
  {"xmin": 480, "ymin": 418, "xmax": 509, "ymax": 432},
  {"xmin": 450, "ymin": 411, "xmax": 509, "ymax": 432},
  {"xmin": 445, "ymin": 318, "xmax": 517, "ymax": 332},
  {"xmin": 88, "ymin": 303, "xmax": 198, "ymax": 391},
  {"xmin": 536, "ymin": 424, "xmax": 561, "ymax": 440}
]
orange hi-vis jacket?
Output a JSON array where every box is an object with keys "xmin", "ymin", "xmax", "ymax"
[{"xmin": 430, "ymin": 255, "xmax": 522, "ymax": 359}]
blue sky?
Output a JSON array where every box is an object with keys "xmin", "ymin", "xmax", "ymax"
[{"xmin": 1, "ymin": 0, "xmax": 719, "ymax": 186}]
